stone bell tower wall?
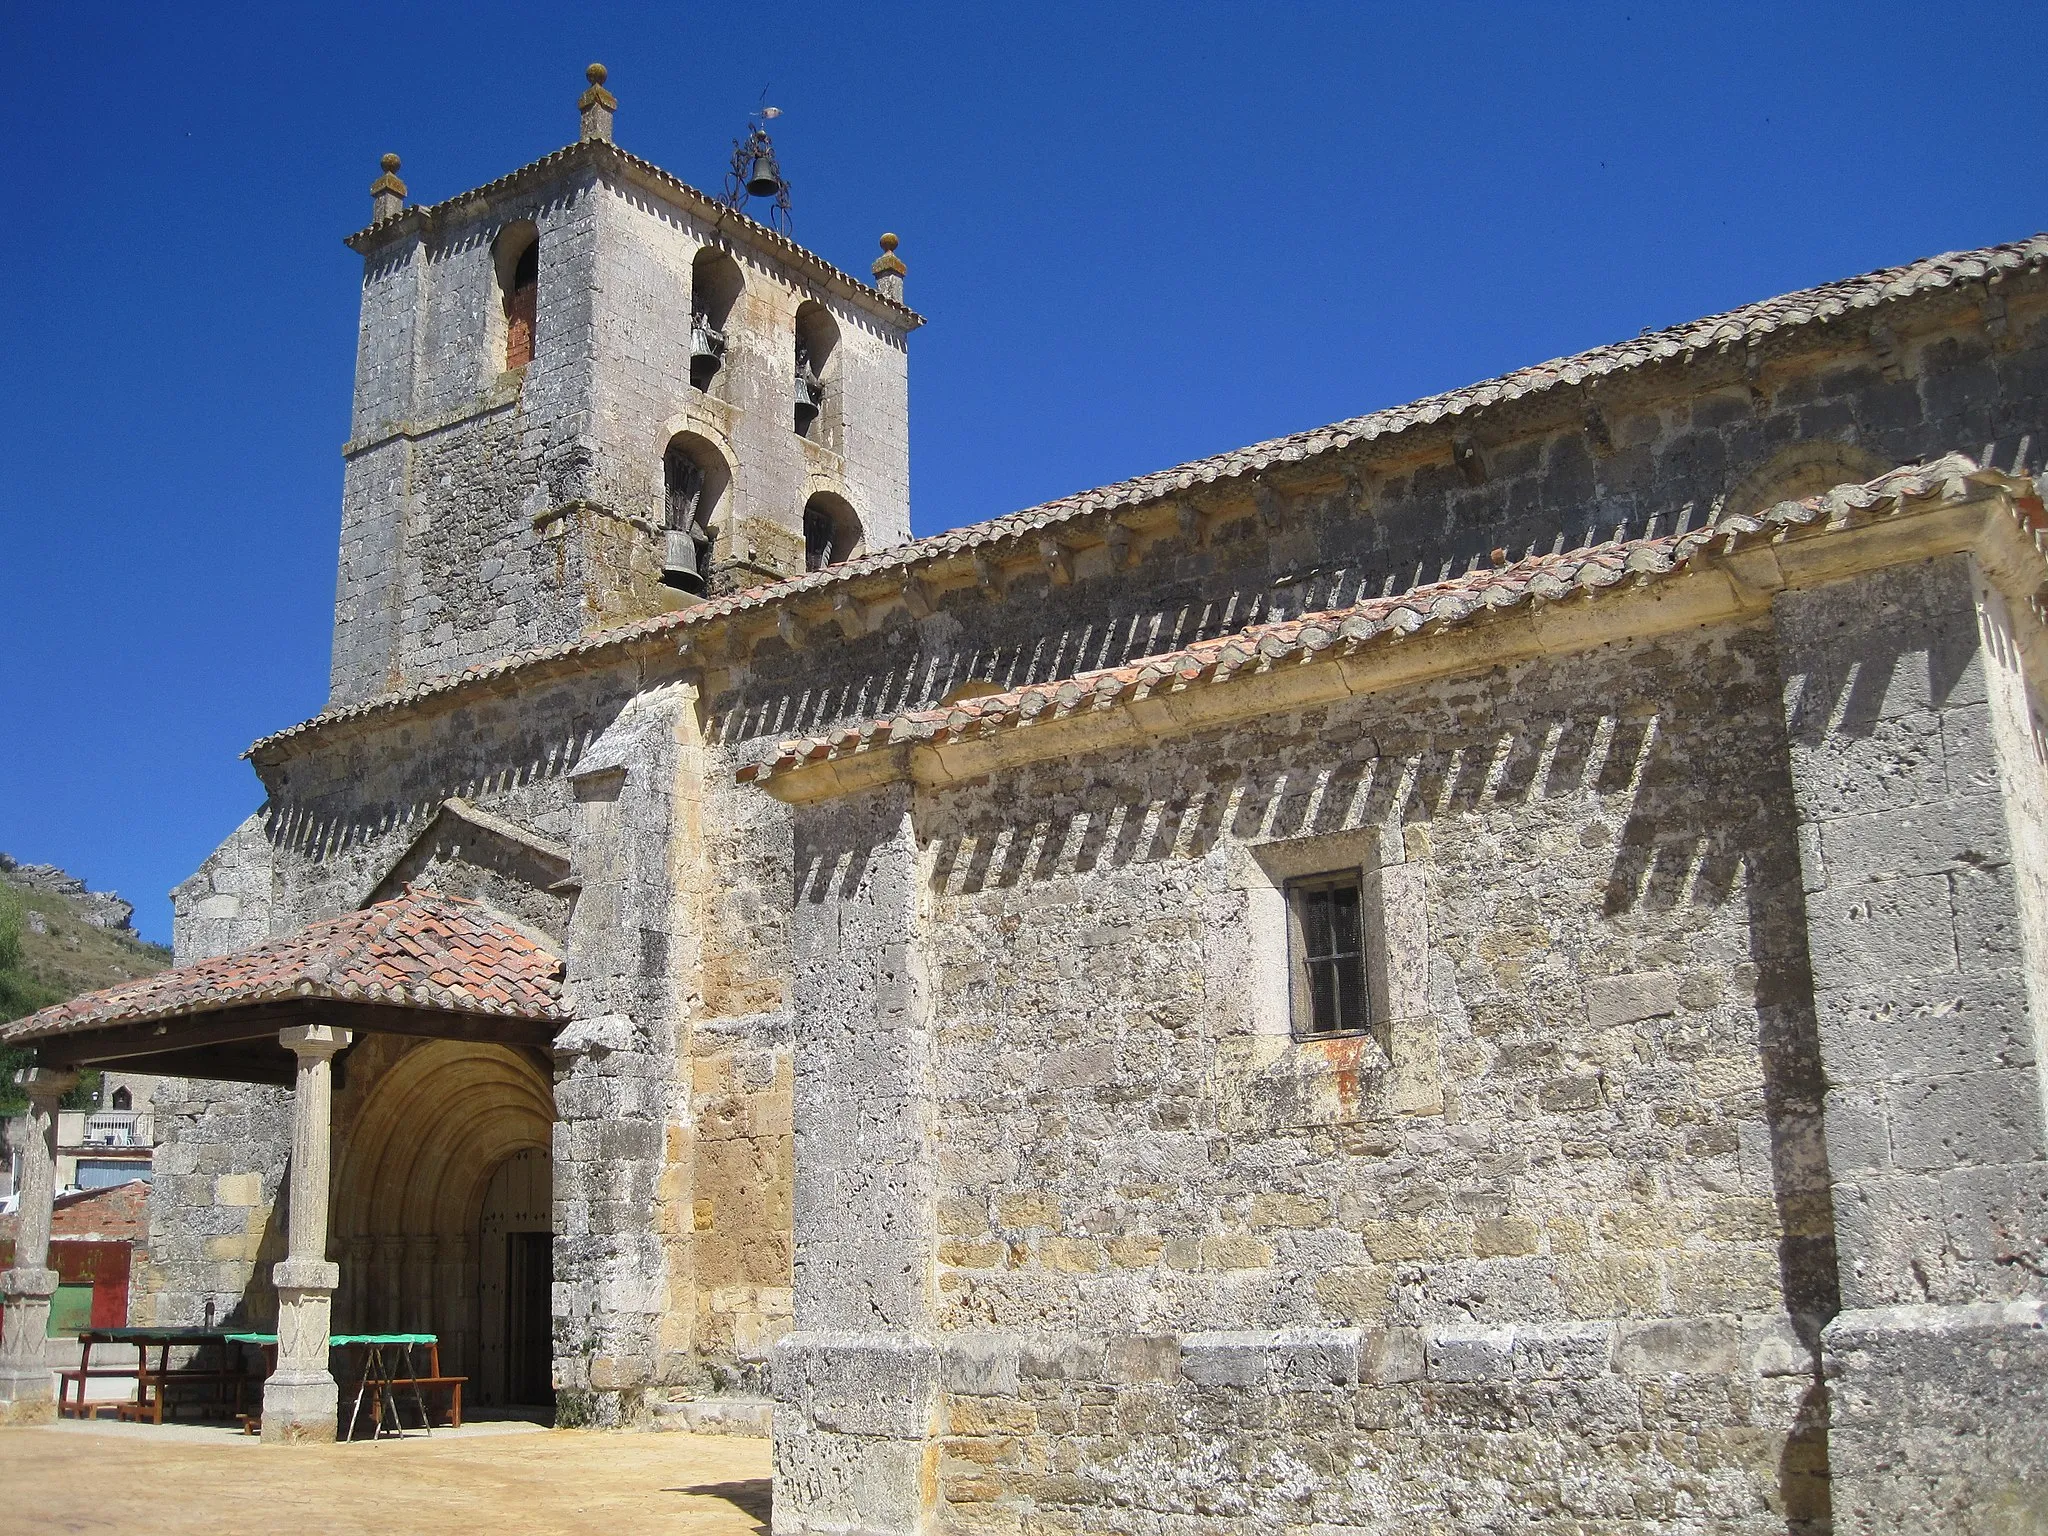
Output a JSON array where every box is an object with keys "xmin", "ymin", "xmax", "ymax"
[
  {"xmin": 329, "ymin": 151, "xmax": 914, "ymax": 711},
  {"xmin": 331, "ymin": 172, "xmax": 608, "ymax": 706},
  {"xmin": 595, "ymin": 188, "xmax": 912, "ymax": 583}
]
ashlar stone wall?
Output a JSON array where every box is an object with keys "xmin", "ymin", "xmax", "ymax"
[
  {"xmin": 909, "ymin": 622, "xmax": 1827, "ymax": 1534},
  {"xmin": 770, "ymin": 616, "xmax": 1841, "ymax": 1533},
  {"xmin": 711, "ymin": 274, "xmax": 2048, "ymax": 761}
]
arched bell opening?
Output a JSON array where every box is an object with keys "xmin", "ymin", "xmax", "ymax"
[
  {"xmin": 661, "ymin": 432, "xmax": 731, "ymax": 597},
  {"xmin": 332, "ymin": 1039, "xmax": 555, "ymax": 1409},
  {"xmin": 793, "ymin": 300, "xmax": 841, "ymax": 447},
  {"xmin": 802, "ymin": 491, "xmax": 862, "ymax": 571},
  {"xmin": 690, "ymin": 247, "xmax": 744, "ymax": 394},
  {"xmin": 494, "ymin": 222, "xmax": 541, "ymax": 373}
]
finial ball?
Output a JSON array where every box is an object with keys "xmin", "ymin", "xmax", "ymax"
[
  {"xmin": 586, "ymin": 62, "xmax": 608, "ymax": 85},
  {"xmin": 879, "ymin": 232, "xmax": 900, "ymax": 253},
  {"xmin": 380, "ymin": 153, "xmax": 401, "ymax": 174}
]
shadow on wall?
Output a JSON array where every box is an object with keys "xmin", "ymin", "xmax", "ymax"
[
  {"xmin": 713, "ymin": 491, "xmax": 1728, "ymax": 752},
  {"xmin": 790, "ymin": 709, "xmax": 1778, "ymax": 914},
  {"xmin": 221, "ymin": 1176, "xmax": 289, "ymax": 1333}
]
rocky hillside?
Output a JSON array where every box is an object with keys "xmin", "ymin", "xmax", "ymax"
[{"xmin": 0, "ymin": 854, "xmax": 171, "ymax": 1112}]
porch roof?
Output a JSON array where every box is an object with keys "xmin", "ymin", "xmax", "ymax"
[{"xmin": 0, "ymin": 889, "xmax": 565, "ymax": 1083}]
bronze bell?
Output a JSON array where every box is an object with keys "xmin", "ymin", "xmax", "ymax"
[{"xmin": 745, "ymin": 148, "xmax": 782, "ymax": 198}]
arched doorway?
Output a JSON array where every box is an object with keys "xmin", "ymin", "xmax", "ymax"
[{"xmin": 332, "ymin": 1039, "xmax": 555, "ymax": 1408}]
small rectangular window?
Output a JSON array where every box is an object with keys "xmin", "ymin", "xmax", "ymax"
[{"xmin": 1287, "ymin": 870, "xmax": 1370, "ymax": 1038}]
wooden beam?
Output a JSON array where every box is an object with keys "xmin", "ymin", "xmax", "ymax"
[
  {"xmin": 22, "ymin": 998, "xmax": 561, "ymax": 1067},
  {"xmin": 44, "ymin": 1041, "xmax": 298, "ymax": 1088}
]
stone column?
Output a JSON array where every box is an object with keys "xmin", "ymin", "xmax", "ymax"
[
  {"xmin": 772, "ymin": 784, "xmax": 940, "ymax": 1536},
  {"xmin": 262, "ymin": 1024, "xmax": 350, "ymax": 1443},
  {"xmin": 339, "ymin": 1236, "xmax": 372, "ymax": 1334},
  {"xmin": 0, "ymin": 1068, "xmax": 77, "ymax": 1423},
  {"xmin": 403, "ymin": 1237, "xmax": 436, "ymax": 1332}
]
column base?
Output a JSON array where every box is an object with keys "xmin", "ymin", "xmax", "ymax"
[
  {"xmin": 0, "ymin": 1272, "xmax": 57, "ymax": 1423},
  {"xmin": 0, "ymin": 1366, "xmax": 56, "ymax": 1425},
  {"xmin": 1824, "ymin": 1298, "xmax": 2048, "ymax": 1535},
  {"xmin": 260, "ymin": 1370, "xmax": 339, "ymax": 1444}
]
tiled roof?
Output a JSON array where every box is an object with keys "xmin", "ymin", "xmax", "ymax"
[
  {"xmin": 345, "ymin": 139, "xmax": 923, "ymax": 328},
  {"xmin": 0, "ymin": 1182, "xmax": 150, "ymax": 1248},
  {"xmin": 737, "ymin": 454, "xmax": 2042, "ymax": 786},
  {"xmin": 0, "ymin": 890, "xmax": 565, "ymax": 1046},
  {"xmin": 249, "ymin": 230, "xmax": 2048, "ymax": 759}
]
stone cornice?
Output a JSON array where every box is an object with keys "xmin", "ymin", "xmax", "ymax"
[{"xmin": 343, "ymin": 138, "xmax": 923, "ymax": 332}]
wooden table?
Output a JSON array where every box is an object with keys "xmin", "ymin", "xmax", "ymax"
[
  {"xmin": 225, "ymin": 1332, "xmax": 463, "ymax": 1439},
  {"xmin": 67, "ymin": 1328, "xmax": 251, "ymax": 1423}
]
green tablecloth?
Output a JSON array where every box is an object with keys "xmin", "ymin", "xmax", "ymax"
[
  {"xmin": 81, "ymin": 1327, "xmax": 231, "ymax": 1344},
  {"xmin": 224, "ymin": 1332, "xmax": 437, "ymax": 1346}
]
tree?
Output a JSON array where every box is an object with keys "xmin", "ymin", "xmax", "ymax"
[{"xmin": 0, "ymin": 886, "xmax": 78, "ymax": 1114}]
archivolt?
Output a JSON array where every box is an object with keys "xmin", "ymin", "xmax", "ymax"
[{"xmin": 334, "ymin": 1039, "xmax": 554, "ymax": 1240}]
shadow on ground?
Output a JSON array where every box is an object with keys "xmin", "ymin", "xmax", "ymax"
[{"xmin": 670, "ymin": 1477, "xmax": 772, "ymax": 1532}]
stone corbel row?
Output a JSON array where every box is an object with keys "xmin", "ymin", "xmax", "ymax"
[{"xmin": 673, "ymin": 467, "xmax": 1371, "ymax": 670}]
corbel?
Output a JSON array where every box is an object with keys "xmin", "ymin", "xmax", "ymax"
[
  {"xmin": 1977, "ymin": 277, "xmax": 2010, "ymax": 342},
  {"xmin": 973, "ymin": 549, "xmax": 1004, "ymax": 598},
  {"xmin": 1104, "ymin": 521, "xmax": 1134, "ymax": 571},
  {"xmin": 832, "ymin": 590, "xmax": 867, "ymax": 639},
  {"xmin": 1175, "ymin": 502, "xmax": 1207, "ymax": 548},
  {"xmin": 681, "ymin": 623, "xmax": 727, "ymax": 666},
  {"xmin": 1581, "ymin": 401, "xmax": 1615, "ymax": 456},
  {"xmin": 1744, "ymin": 339, "xmax": 1769, "ymax": 414},
  {"xmin": 1870, "ymin": 321, "xmax": 1905, "ymax": 382},
  {"xmin": 1038, "ymin": 536, "xmax": 1073, "ymax": 586},
  {"xmin": 1451, "ymin": 434, "xmax": 1487, "ymax": 487},
  {"xmin": 899, "ymin": 575, "xmax": 933, "ymax": 620},
  {"xmin": 1253, "ymin": 481, "xmax": 1285, "ymax": 532},
  {"xmin": 776, "ymin": 608, "xmax": 804, "ymax": 649}
]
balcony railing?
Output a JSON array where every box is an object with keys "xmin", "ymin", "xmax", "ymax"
[{"xmin": 63, "ymin": 1110, "xmax": 153, "ymax": 1149}]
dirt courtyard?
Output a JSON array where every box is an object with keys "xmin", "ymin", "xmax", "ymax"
[{"xmin": 0, "ymin": 1420, "xmax": 773, "ymax": 1535}]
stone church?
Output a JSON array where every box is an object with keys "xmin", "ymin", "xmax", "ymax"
[{"xmin": 4, "ymin": 63, "xmax": 2046, "ymax": 1534}]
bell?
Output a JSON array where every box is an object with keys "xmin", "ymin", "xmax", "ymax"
[{"xmin": 744, "ymin": 148, "xmax": 782, "ymax": 199}]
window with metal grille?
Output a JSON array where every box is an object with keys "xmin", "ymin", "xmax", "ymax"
[{"xmin": 1288, "ymin": 871, "xmax": 1370, "ymax": 1037}]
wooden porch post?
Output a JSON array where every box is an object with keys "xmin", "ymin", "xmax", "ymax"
[
  {"xmin": 261, "ymin": 1024, "xmax": 349, "ymax": 1443},
  {"xmin": 0, "ymin": 1067, "xmax": 78, "ymax": 1423}
]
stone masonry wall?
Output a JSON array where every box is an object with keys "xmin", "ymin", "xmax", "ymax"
[
  {"xmin": 147, "ymin": 815, "xmax": 292, "ymax": 1331},
  {"xmin": 896, "ymin": 620, "xmax": 1831, "ymax": 1534},
  {"xmin": 332, "ymin": 172, "xmax": 610, "ymax": 703}
]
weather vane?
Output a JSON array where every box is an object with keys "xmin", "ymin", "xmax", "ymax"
[{"xmin": 723, "ymin": 100, "xmax": 793, "ymax": 234}]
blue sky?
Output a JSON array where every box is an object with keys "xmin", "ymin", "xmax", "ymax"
[{"xmin": 4, "ymin": 1, "xmax": 2045, "ymax": 945}]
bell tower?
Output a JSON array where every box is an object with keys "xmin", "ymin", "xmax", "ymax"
[{"xmin": 327, "ymin": 66, "xmax": 921, "ymax": 708}]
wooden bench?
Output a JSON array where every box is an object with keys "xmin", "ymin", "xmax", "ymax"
[
  {"xmin": 57, "ymin": 1363, "xmax": 147, "ymax": 1419},
  {"xmin": 387, "ymin": 1342, "xmax": 465, "ymax": 1428},
  {"xmin": 387, "ymin": 1373, "xmax": 466, "ymax": 1428},
  {"xmin": 120, "ymin": 1367, "xmax": 251, "ymax": 1424}
]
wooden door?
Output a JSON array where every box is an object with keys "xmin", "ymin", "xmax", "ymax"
[{"xmin": 505, "ymin": 1231, "xmax": 553, "ymax": 1407}]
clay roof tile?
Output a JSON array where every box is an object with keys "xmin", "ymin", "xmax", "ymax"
[{"xmin": 0, "ymin": 889, "xmax": 565, "ymax": 1047}]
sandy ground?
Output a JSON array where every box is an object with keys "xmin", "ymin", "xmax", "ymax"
[{"xmin": 0, "ymin": 1419, "xmax": 773, "ymax": 1535}]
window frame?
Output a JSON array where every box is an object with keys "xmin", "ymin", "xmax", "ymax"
[{"xmin": 1284, "ymin": 867, "xmax": 1374, "ymax": 1041}]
